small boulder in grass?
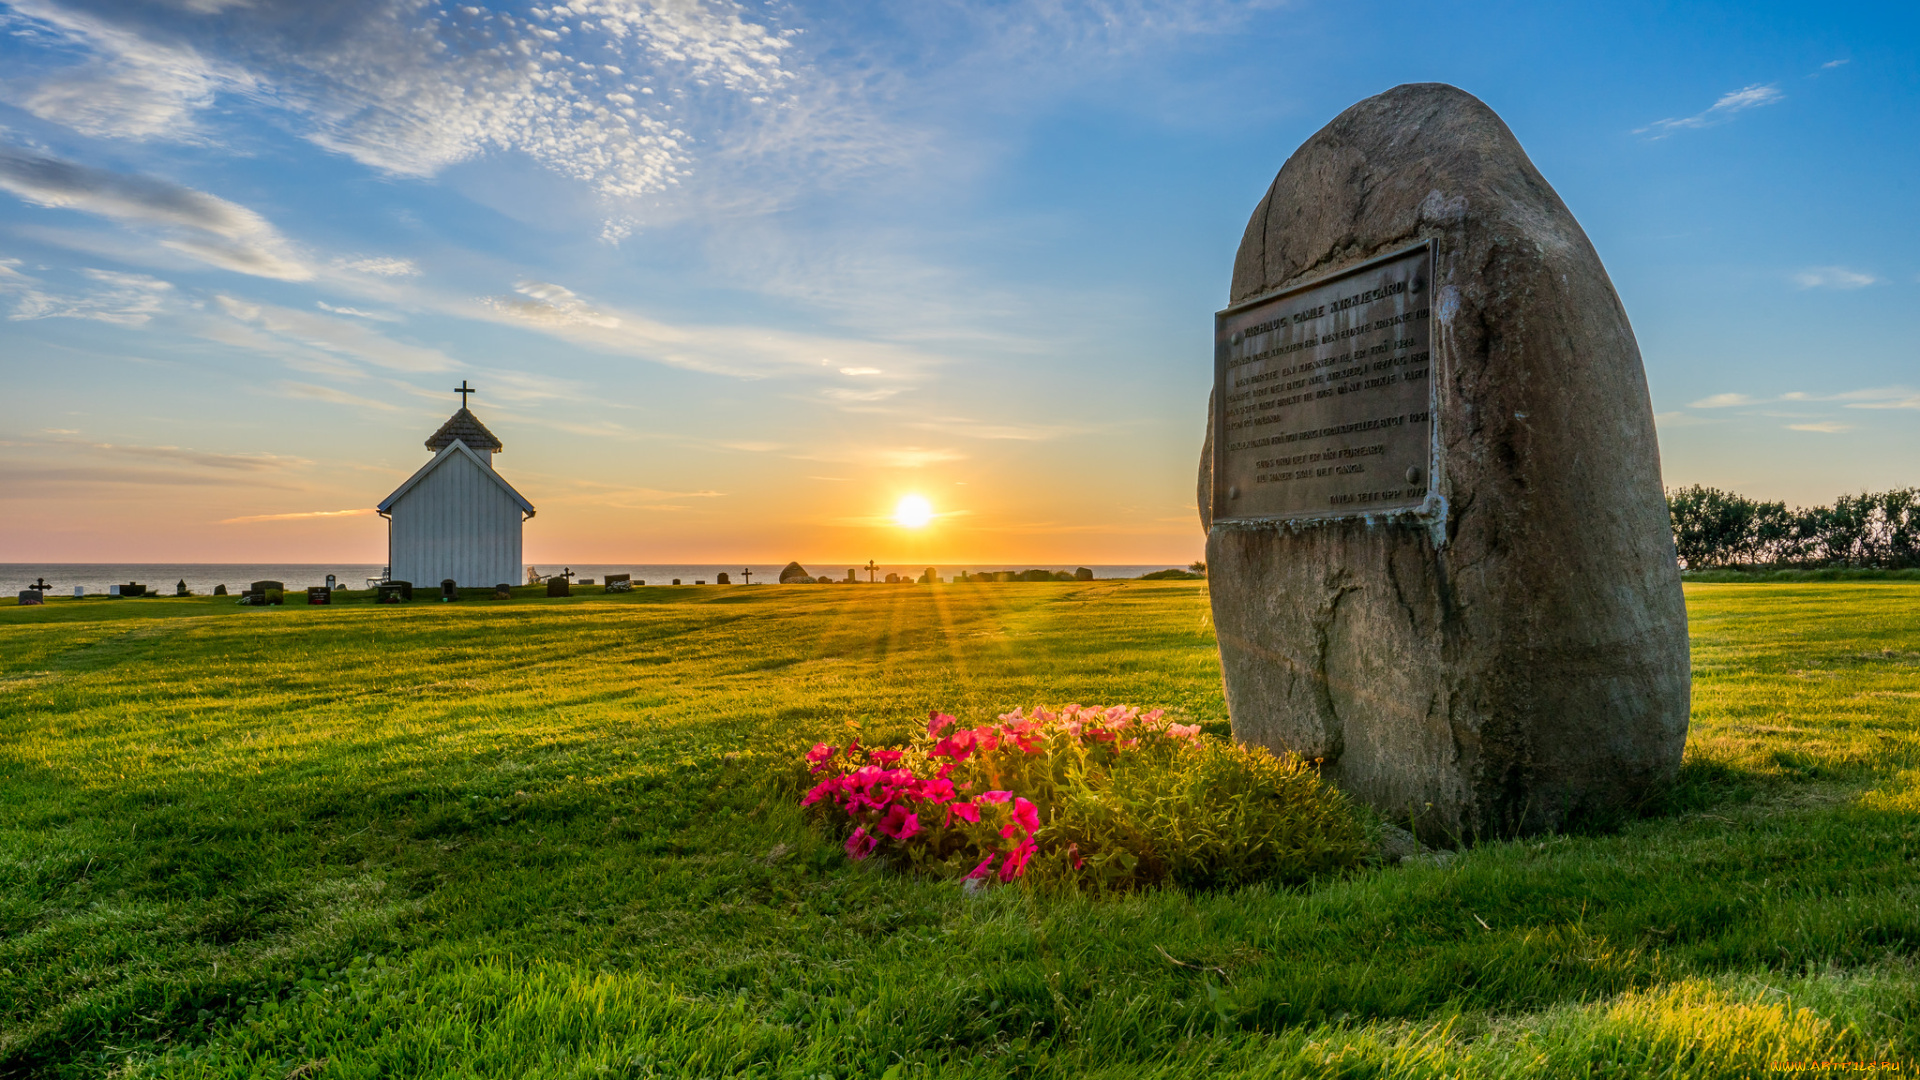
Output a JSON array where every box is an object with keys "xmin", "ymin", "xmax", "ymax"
[{"xmin": 799, "ymin": 705, "xmax": 1370, "ymax": 891}]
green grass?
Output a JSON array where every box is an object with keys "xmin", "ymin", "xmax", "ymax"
[{"xmin": 2, "ymin": 581, "xmax": 1915, "ymax": 1078}]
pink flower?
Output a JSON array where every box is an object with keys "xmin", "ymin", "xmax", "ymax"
[
  {"xmin": 914, "ymin": 777, "xmax": 956, "ymax": 804},
  {"xmin": 978, "ymin": 790, "xmax": 1012, "ymax": 804},
  {"xmin": 1167, "ymin": 723, "xmax": 1201, "ymax": 739},
  {"xmin": 845, "ymin": 826, "xmax": 878, "ymax": 860},
  {"xmin": 946, "ymin": 801, "xmax": 980, "ymax": 825},
  {"xmin": 878, "ymin": 804, "xmax": 920, "ymax": 841},
  {"xmin": 999, "ymin": 838, "xmax": 1038, "ymax": 882},
  {"xmin": 1067, "ymin": 842, "xmax": 1084, "ymax": 870},
  {"xmin": 932, "ymin": 729, "xmax": 975, "ymax": 762},
  {"xmin": 869, "ymin": 749, "xmax": 903, "ymax": 766},
  {"xmin": 928, "ymin": 712, "xmax": 956, "ymax": 736},
  {"xmin": 1012, "ymin": 797, "xmax": 1039, "ymax": 835},
  {"xmin": 800, "ymin": 778, "xmax": 837, "ymax": 808},
  {"xmin": 968, "ymin": 853, "xmax": 1001, "ymax": 879},
  {"xmin": 806, "ymin": 743, "xmax": 838, "ymax": 772}
]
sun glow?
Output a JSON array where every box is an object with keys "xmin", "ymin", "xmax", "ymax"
[{"xmin": 894, "ymin": 494, "xmax": 934, "ymax": 528}]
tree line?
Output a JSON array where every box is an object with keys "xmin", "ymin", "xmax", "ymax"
[{"xmin": 1667, "ymin": 486, "xmax": 1920, "ymax": 570}]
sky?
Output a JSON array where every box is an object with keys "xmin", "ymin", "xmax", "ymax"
[{"xmin": 0, "ymin": 0, "xmax": 1915, "ymax": 565}]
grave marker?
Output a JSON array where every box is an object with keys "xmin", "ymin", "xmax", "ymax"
[{"xmin": 1197, "ymin": 84, "xmax": 1688, "ymax": 841}]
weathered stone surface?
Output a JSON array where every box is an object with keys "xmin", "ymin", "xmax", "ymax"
[
  {"xmin": 779, "ymin": 561, "xmax": 813, "ymax": 584},
  {"xmin": 1199, "ymin": 83, "xmax": 1689, "ymax": 842}
]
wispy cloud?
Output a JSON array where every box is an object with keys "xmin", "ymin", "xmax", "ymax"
[
  {"xmin": 1793, "ymin": 266, "xmax": 1878, "ymax": 289},
  {"xmin": 278, "ymin": 381, "xmax": 400, "ymax": 411},
  {"xmin": 1688, "ymin": 393, "xmax": 1759, "ymax": 409},
  {"xmin": 1786, "ymin": 421, "xmax": 1853, "ymax": 433},
  {"xmin": 1820, "ymin": 59, "xmax": 1850, "ymax": 70},
  {"xmin": 217, "ymin": 295, "xmax": 456, "ymax": 373},
  {"xmin": 220, "ymin": 507, "xmax": 376, "ymax": 524},
  {"xmin": 1637, "ymin": 83, "xmax": 1783, "ymax": 138},
  {"xmin": 8, "ymin": 267, "xmax": 173, "ymax": 326},
  {"xmin": 0, "ymin": 146, "xmax": 310, "ymax": 279},
  {"xmin": 332, "ymin": 255, "xmax": 419, "ymax": 277},
  {"xmin": 1833, "ymin": 387, "xmax": 1920, "ymax": 410}
]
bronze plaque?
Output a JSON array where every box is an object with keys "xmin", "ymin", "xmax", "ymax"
[{"xmin": 1213, "ymin": 243, "xmax": 1434, "ymax": 523}]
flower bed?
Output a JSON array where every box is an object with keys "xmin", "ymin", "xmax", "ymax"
[{"xmin": 800, "ymin": 705, "xmax": 1370, "ymax": 890}]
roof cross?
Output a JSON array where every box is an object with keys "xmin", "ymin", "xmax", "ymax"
[{"xmin": 454, "ymin": 379, "xmax": 476, "ymax": 407}]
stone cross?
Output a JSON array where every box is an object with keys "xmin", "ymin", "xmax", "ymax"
[
  {"xmin": 741, "ymin": 568, "xmax": 753, "ymax": 584},
  {"xmin": 865, "ymin": 560, "xmax": 878, "ymax": 583}
]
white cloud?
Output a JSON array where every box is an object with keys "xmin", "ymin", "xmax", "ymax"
[
  {"xmin": 9, "ymin": 267, "xmax": 173, "ymax": 326},
  {"xmin": 1793, "ymin": 266, "xmax": 1878, "ymax": 289},
  {"xmin": 1821, "ymin": 59, "xmax": 1850, "ymax": 70},
  {"xmin": 486, "ymin": 281, "xmax": 621, "ymax": 329},
  {"xmin": 1787, "ymin": 421, "xmax": 1853, "ymax": 433},
  {"xmin": 0, "ymin": 146, "xmax": 311, "ymax": 280},
  {"xmin": 1, "ymin": 0, "xmax": 796, "ymax": 200},
  {"xmin": 1687, "ymin": 392, "xmax": 1758, "ymax": 409},
  {"xmin": 840, "ymin": 366, "xmax": 882, "ymax": 376},
  {"xmin": 217, "ymin": 295, "xmax": 456, "ymax": 372},
  {"xmin": 278, "ymin": 381, "xmax": 400, "ymax": 411},
  {"xmin": 1637, "ymin": 83, "xmax": 1784, "ymax": 138},
  {"xmin": 219, "ymin": 507, "xmax": 377, "ymax": 524},
  {"xmin": 1834, "ymin": 387, "xmax": 1920, "ymax": 410},
  {"xmin": 316, "ymin": 300, "xmax": 398, "ymax": 321},
  {"xmin": 333, "ymin": 255, "xmax": 419, "ymax": 277}
]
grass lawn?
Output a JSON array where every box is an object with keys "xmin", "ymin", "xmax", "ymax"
[{"xmin": 2, "ymin": 580, "xmax": 1915, "ymax": 1078}]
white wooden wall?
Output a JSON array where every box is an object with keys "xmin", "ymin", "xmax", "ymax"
[{"xmin": 388, "ymin": 451, "xmax": 524, "ymax": 587}]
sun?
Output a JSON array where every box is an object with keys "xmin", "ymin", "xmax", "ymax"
[{"xmin": 893, "ymin": 494, "xmax": 934, "ymax": 528}]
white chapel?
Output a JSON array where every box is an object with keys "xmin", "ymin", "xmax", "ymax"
[{"xmin": 377, "ymin": 382, "xmax": 535, "ymax": 587}]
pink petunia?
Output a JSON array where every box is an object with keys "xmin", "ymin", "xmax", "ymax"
[
  {"xmin": 968, "ymin": 852, "xmax": 1001, "ymax": 880},
  {"xmin": 999, "ymin": 837, "xmax": 1038, "ymax": 881},
  {"xmin": 800, "ymin": 779, "xmax": 836, "ymax": 808},
  {"xmin": 845, "ymin": 826, "xmax": 878, "ymax": 860},
  {"xmin": 1167, "ymin": 723, "xmax": 1201, "ymax": 739},
  {"xmin": 928, "ymin": 711, "xmax": 956, "ymax": 736},
  {"xmin": 1012, "ymin": 797, "xmax": 1039, "ymax": 835},
  {"xmin": 946, "ymin": 801, "xmax": 980, "ymax": 825},
  {"xmin": 915, "ymin": 777, "xmax": 957, "ymax": 804},
  {"xmin": 878, "ymin": 804, "xmax": 920, "ymax": 841},
  {"xmin": 806, "ymin": 743, "xmax": 838, "ymax": 771},
  {"xmin": 869, "ymin": 749, "xmax": 904, "ymax": 766},
  {"xmin": 978, "ymin": 790, "xmax": 1012, "ymax": 804}
]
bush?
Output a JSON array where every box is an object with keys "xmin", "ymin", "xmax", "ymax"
[{"xmin": 799, "ymin": 705, "xmax": 1370, "ymax": 891}]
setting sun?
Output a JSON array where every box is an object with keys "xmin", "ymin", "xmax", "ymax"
[{"xmin": 893, "ymin": 494, "xmax": 934, "ymax": 528}]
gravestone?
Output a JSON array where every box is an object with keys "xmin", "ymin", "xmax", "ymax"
[
  {"xmin": 250, "ymin": 581, "xmax": 283, "ymax": 606},
  {"xmin": 716, "ymin": 572, "xmax": 730, "ymax": 585},
  {"xmin": 176, "ymin": 579, "xmax": 189, "ymax": 597},
  {"xmin": 778, "ymin": 562, "xmax": 812, "ymax": 584},
  {"xmin": 122, "ymin": 582, "xmax": 147, "ymax": 597},
  {"xmin": 845, "ymin": 570, "xmax": 857, "ymax": 583},
  {"xmin": 213, "ymin": 584, "xmax": 227, "ymax": 596},
  {"xmin": 546, "ymin": 578, "xmax": 571, "ymax": 597},
  {"xmin": 378, "ymin": 582, "xmax": 411, "ymax": 603},
  {"xmin": 494, "ymin": 584, "xmax": 513, "ymax": 599},
  {"xmin": 919, "ymin": 568, "xmax": 937, "ymax": 584},
  {"xmin": 884, "ymin": 573, "xmax": 899, "ymax": 584},
  {"xmin": 18, "ymin": 590, "xmax": 44, "ymax": 606},
  {"xmin": 606, "ymin": 574, "xmax": 633, "ymax": 592},
  {"xmin": 1198, "ymin": 83, "xmax": 1688, "ymax": 842},
  {"xmin": 1075, "ymin": 567, "xmax": 1094, "ymax": 581},
  {"xmin": 307, "ymin": 586, "xmax": 330, "ymax": 605},
  {"xmin": 74, "ymin": 585, "xmax": 86, "ymax": 598}
]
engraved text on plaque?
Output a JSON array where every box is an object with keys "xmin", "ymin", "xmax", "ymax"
[{"xmin": 1212, "ymin": 243, "xmax": 1434, "ymax": 523}]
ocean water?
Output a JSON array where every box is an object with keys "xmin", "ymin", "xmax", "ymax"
[{"xmin": 4, "ymin": 563, "xmax": 1196, "ymax": 596}]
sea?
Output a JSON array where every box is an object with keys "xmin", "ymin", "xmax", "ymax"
[{"xmin": 4, "ymin": 563, "xmax": 1192, "ymax": 596}]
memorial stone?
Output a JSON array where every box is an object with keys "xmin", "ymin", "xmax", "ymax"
[
  {"xmin": 1075, "ymin": 567, "xmax": 1094, "ymax": 581},
  {"xmin": 494, "ymin": 584, "xmax": 513, "ymax": 599},
  {"xmin": 716, "ymin": 573, "xmax": 730, "ymax": 585},
  {"xmin": 546, "ymin": 578, "xmax": 571, "ymax": 597},
  {"xmin": 176, "ymin": 579, "xmax": 189, "ymax": 597},
  {"xmin": 1198, "ymin": 83, "xmax": 1688, "ymax": 842},
  {"xmin": 18, "ymin": 590, "xmax": 44, "ymax": 606},
  {"xmin": 606, "ymin": 574, "xmax": 633, "ymax": 591},
  {"xmin": 213, "ymin": 584, "xmax": 227, "ymax": 596},
  {"xmin": 307, "ymin": 586, "xmax": 330, "ymax": 605},
  {"xmin": 778, "ymin": 562, "xmax": 812, "ymax": 584}
]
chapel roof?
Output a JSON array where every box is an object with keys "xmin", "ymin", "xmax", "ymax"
[{"xmin": 425, "ymin": 408, "xmax": 503, "ymax": 453}]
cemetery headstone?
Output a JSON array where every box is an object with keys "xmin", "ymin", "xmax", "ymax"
[
  {"xmin": 307, "ymin": 586, "xmax": 331, "ymax": 605},
  {"xmin": 213, "ymin": 584, "xmax": 227, "ymax": 595},
  {"xmin": 440, "ymin": 579, "xmax": 458, "ymax": 601},
  {"xmin": 885, "ymin": 573, "xmax": 899, "ymax": 584},
  {"xmin": 1075, "ymin": 567, "xmax": 1094, "ymax": 581},
  {"xmin": 494, "ymin": 584, "xmax": 513, "ymax": 599},
  {"xmin": 1198, "ymin": 83, "xmax": 1688, "ymax": 842},
  {"xmin": 123, "ymin": 583, "xmax": 147, "ymax": 597},
  {"xmin": 176, "ymin": 579, "xmax": 189, "ymax": 597},
  {"xmin": 18, "ymin": 590, "xmax": 44, "ymax": 606},
  {"xmin": 920, "ymin": 568, "xmax": 937, "ymax": 584},
  {"xmin": 110, "ymin": 585, "xmax": 122, "ymax": 597},
  {"xmin": 74, "ymin": 585, "xmax": 86, "ymax": 597},
  {"xmin": 671, "ymin": 578, "xmax": 682, "ymax": 586},
  {"xmin": 716, "ymin": 572, "xmax": 730, "ymax": 585},
  {"xmin": 779, "ymin": 561, "xmax": 812, "ymax": 584},
  {"xmin": 377, "ymin": 582, "xmax": 411, "ymax": 603},
  {"xmin": 546, "ymin": 578, "xmax": 571, "ymax": 597},
  {"xmin": 579, "ymin": 578, "xmax": 595, "ymax": 585},
  {"xmin": 606, "ymin": 574, "xmax": 633, "ymax": 592},
  {"xmin": 326, "ymin": 574, "xmax": 337, "ymax": 591}
]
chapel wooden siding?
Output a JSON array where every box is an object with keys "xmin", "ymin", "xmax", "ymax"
[{"xmin": 380, "ymin": 440, "xmax": 533, "ymax": 587}]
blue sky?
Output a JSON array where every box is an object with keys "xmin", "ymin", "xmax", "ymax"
[{"xmin": 1, "ymin": 0, "xmax": 1915, "ymax": 563}]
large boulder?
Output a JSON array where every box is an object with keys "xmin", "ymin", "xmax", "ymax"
[
  {"xmin": 1199, "ymin": 83, "xmax": 1689, "ymax": 842},
  {"xmin": 778, "ymin": 561, "xmax": 814, "ymax": 584}
]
